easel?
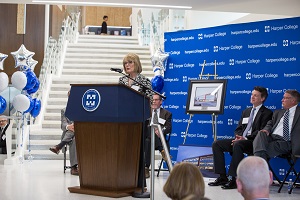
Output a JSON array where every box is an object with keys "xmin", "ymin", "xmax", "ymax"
[{"xmin": 183, "ymin": 60, "xmax": 219, "ymax": 144}]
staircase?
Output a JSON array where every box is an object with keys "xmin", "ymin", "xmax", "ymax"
[{"xmin": 28, "ymin": 35, "xmax": 154, "ymax": 160}]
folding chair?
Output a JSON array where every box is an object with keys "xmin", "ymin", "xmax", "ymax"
[
  {"xmin": 289, "ymin": 155, "xmax": 300, "ymax": 194},
  {"xmin": 63, "ymin": 144, "xmax": 71, "ymax": 173},
  {"xmin": 155, "ymin": 133, "xmax": 171, "ymax": 177},
  {"xmin": 268, "ymin": 153, "xmax": 298, "ymax": 193}
]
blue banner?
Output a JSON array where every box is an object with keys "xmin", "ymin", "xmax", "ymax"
[{"xmin": 164, "ymin": 17, "xmax": 300, "ymax": 179}]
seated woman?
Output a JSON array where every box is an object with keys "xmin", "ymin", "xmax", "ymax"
[{"xmin": 163, "ymin": 162, "xmax": 210, "ymax": 200}]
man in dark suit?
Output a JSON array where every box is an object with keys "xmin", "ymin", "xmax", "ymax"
[
  {"xmin": 0, "ymin": 116, "xmax": 9, "ymax": 154},
  {"xmin": 236, "ymin": 156, "xmax": 273, "ymax": 200},
  {"xmin": 208, "ymin": 86, "xmax": 273, "ymax": 189},
  {"xmin": 144, "ymin": 94, "xmax": 172, "ymax": 178},
  {"xmin": 254, "ymin": 89, "xmax": 300, "ymax": 160}
]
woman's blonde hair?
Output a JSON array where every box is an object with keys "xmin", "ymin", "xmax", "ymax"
[
  {"xmin": 163, "ymin": 162, "xmax": 205, "ymax": 200},
  {"xmin": 122, "ymin": 53, "xmax": 142, "ymax": 74}
]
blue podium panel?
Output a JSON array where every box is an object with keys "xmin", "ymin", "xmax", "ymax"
[{"xmin": 65, "ymin": 84, "xmax": 150, "ymax": 122}]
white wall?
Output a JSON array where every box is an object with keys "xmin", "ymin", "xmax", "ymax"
[{"xmin": 185, "ymin": 10, "xmax": 292, "ymax": 30}]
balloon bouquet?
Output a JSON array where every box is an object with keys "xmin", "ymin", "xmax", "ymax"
[
  {"xmin": 0, "ymin": 44, "xmax": 41, "ymax": 163},
  {"xmin": 150, "ymin": 49, "xmax": 169, "ymax": 94},
  {"xmin": 0, "ymin": 53, "xmax": 9, "ymax": 113}
]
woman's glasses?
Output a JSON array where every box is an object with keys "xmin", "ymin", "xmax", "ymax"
[{"xmin": 123, "ymin": 60, "xmax": 133, "ymax": 65}]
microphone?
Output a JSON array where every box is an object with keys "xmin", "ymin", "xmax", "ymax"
[{"xmin": 110, "ymin": 68, "xmax": 123, "ymax": 73}]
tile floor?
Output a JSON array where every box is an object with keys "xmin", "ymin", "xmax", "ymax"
[{"xmin": 0, "ymin": 160, "xmax": 299, "ymax": 200}]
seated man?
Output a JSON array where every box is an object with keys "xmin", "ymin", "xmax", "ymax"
[
  {"xmin": 49, "ymin": 91, "xmax": 78, "ymax": 176},
  {"xmin": 208, "ymin": 86, "xmax": 272, "ymax": 189},
  {"xmin": 144, "ymin": 94, "xmax": 172, "ymax": 178},
  {"xmin": 253, "ymin": 90, "xmax": 300, "ymax": 161},
  {"xmin": 0, "ymin": 116, "xmax": 9, "ymax": 154}
]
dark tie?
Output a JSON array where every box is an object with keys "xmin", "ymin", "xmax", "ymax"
[
  {"xmin": 153, "ymin": 109, "xmax": 159, "ymax": 124},
  {"xmin": 242, "ymin": 108, "xmax": 256, "ymax": 137},
  {"xmin": 283, "ymin": 109, "xmax": 290, "ymax": 141}
]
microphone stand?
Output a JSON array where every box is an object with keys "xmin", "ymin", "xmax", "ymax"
[{"xmin": 113, "ymin": 70, "xmax": 164, "ymax": 198}]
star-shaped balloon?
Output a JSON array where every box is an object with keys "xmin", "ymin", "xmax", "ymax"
[
  {"xmin": 11, "ymin": 44, "xmax": 35, "ymax": 69},
  {"xmin": 0, "ymin": 53, "xmax": 8, "ymax": 70},
  {"xmin": 20, "ymin": 57, "xmax": 38, "ymax": 71},
  {"xmin": 150, "ymin": 49, "xmax": 169, "ymax": 77}
]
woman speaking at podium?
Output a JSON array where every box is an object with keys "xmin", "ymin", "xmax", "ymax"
[
  {"xmin": 119, "ymin": 53, "xmax": 153, "ymax": 98},
  {"xmin": 119, "ymin": 53, "xmax": 153, "ymax": 192}
]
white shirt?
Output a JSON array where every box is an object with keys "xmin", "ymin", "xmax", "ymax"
[{"xmin": 272, "ymin": 105, "xmax": 297, "ymax": 137}]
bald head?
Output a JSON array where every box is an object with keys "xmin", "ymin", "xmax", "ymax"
[{"xmin": 236, "ymin": 156, "xmax": 272, "ymax": 199}]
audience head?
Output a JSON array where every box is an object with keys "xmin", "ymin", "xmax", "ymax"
[
  {"xmin": 103, "ymin": 15, "xmax": 108, "ymax": 21},
  {"xmin": 282, "ymin": 89, "xmax": 300, "ymax": 110},
  {"xmin": 122, "ymin": 53, "xmax": 142, "ymax": 75},
  {"xmin": 0, "ymin": 115, "xmax": 8, "ymax": 128},
  {"xmin": 236, "ymin": 156, "xmax": 272, "ymax": 200},
  {"xmin": 163, "ymin": 162, "xmax": 206, "ymax": 200}
]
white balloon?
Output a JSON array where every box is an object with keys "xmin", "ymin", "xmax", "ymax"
[
  {"xmin": 13, "ymin": 94, "xmax": 30, "ymax": 112},
  {"xmin": 11, "ymin": 71, "xmax": 27, "ymax": 91},
  {"xmin": 0, "ymin": 72, "xmax": 9, "ymax": 92}
]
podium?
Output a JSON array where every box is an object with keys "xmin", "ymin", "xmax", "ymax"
[{"xmin": 65, "ymin": 84, "xmax": 150, "ymax": 197}]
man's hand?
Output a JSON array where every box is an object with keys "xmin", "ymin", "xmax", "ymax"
[
  {"xmin": 67, "ymin": 123, "xmax": 74, "ymax": 132},
  {"xmin": 259, "ymin": 130, "xmax": 270, "ymax": 136},
  {"xmin": 231, "ymin": 135, "xmax": 245, "ymax": 145},
  {"xmin": 155, "ymin": 128, "xmax": 160, "ymax": 137}
]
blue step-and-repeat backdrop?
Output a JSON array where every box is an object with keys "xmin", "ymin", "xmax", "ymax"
[{"xmin": 163, "ymin": 17, "xmax": 300, "ymax": 178}]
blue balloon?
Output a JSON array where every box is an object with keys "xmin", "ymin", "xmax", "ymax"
[
  {"xmin": 27, "ymin": 79, "xmax": 40, "ymax": 94},
  {"xmin": 30, "ymin": 98, "xmax": 41, "ymax": 118},
  {"xmin": 24, "ymin": 95, "xmax": 34, "ymax": 113},
  {"xmin": 24, "ymin": 70, "xmax": 37, "ymax": 90},
  {"xmin": 0, "ymin": 96, "xmax": 6, "ymax": 114},
  {"xmin": 151, "ymin": 75, "xmax": 164, "ymax": 93}
]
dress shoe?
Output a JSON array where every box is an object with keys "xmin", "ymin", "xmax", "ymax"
[
  {"xmin": 49, "ymin": 146, "xmax": 60, "ymax": 154},
  {"xmin": 145, "ymin": 167, "xmax": 150, "ymax": 179},
  {"xmin": 208, "ymin": 177, "xmax": 228, "ymax": 186},
  {"xmin": 221, "ymin": 179, "xmax": 237, "ymax": 189},
  {"xmin": 71, "ymin": 167, "xmax": 79, "ymax": 176}
]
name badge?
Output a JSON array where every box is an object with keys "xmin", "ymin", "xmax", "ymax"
[
  {"xmin": 158, "ymin": 118, "xmax": 166, "ymax": 125},
  {"xmin": 242, "ymin": 117, "xmax": 249, "ymax": 124}
]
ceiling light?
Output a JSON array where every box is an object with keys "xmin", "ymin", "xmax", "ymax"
[{"xmin": 32, "ymin": 0, "xmax": 192, "ymax": 9}]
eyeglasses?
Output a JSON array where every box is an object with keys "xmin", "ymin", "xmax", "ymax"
[
  {"xmin": 0, "ymin": 120, "xmax": 7, "ymax": 123},
  {"xmin": 123, "ymin": 60, "xmax": 133, "ymax": 65},
  {"xmin": 152, "ymin": 99, "xmax": 161, "ymax": 101}
]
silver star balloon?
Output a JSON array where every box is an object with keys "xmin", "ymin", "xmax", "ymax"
[
  {"xmin": 11, "ymin": 44, "xmax": 35, "ymax": 69},
  {"xmin": 20, "ymin": 57, "xmax": 38, "ymax": 71},
  {"xmin": 0, "ymin": 53, "xmax": 8, "ymax": 70},
  {"xmin": 150, "ymin": 49, "xmax": 169, "ymax": 77}
]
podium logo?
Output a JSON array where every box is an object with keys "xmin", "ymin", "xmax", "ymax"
[
  {"xmin": 182, "ymin": 76, "xmax": 187, "ymax": 82},
  {"xmin": 283, "ymin": 40, "xmax": 289, "ymax": 46},
  {"xmin": 169, "ymin": 63, "xmax": 174, "ymax": 69},
  {"xmin": 228, "ymin": 119, "xmax": 233, "ymax": 125},
  {"xmin": 82, "ymin": 89, "xmax": 101, "ymax": 112},
  {"xmin": 229, "ymin": 59, "xmax": 235, "ymax": 65}
]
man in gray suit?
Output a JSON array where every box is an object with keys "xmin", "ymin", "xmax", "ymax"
[
  {"xmin": 49, "ymin": 91, "xmax": 78, "ymax": 175},
  {"xmin": 236, "ymin": 156, "xmax": 272, "ymax": 200},
  {"xmin": 254, "ymin": 89, "xmax": 300, "ymax": 160}
]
